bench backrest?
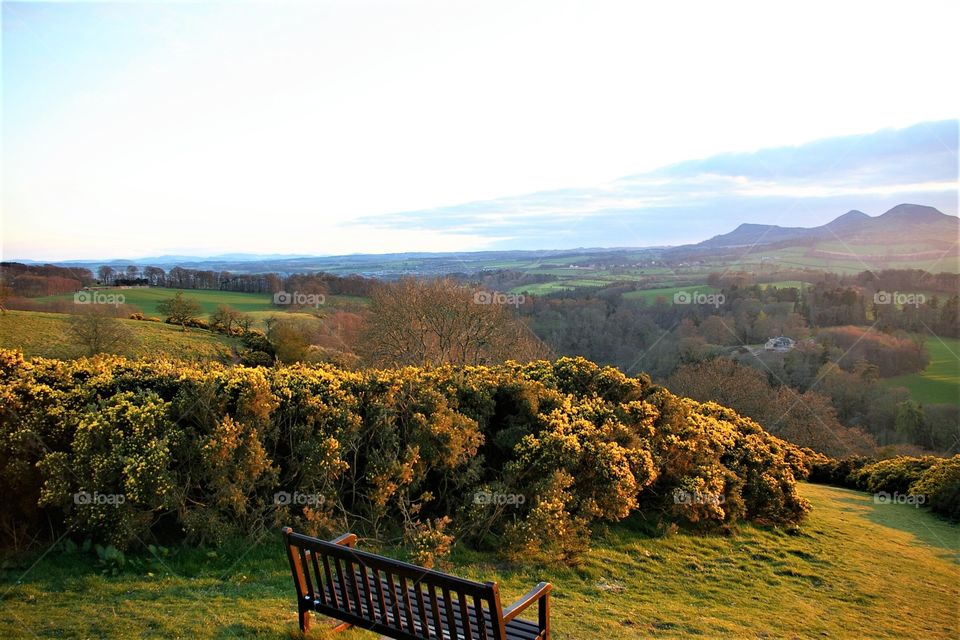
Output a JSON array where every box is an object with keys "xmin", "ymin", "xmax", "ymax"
[{"xmin": 284, "ymin": 528, "xmax": 507, "ymax": 640}]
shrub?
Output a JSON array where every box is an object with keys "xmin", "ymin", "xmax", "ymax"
[
  {"xmin": 807, "ymin": 455, "xmax": 872, "ymax": 488},
  {"xmin": 852, "ymin": 456, "xmax": 940, "ymax": 495},
  {"xmin": 0, "ymin": 350, "xmax": 811, "ymax": 559},
  {"xmin": 909, "ymin": 456, "xmax": 960, "ymax": 521}
]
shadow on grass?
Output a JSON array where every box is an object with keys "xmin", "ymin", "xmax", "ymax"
[{"xmin": 831, "ymin": 486, "xmax": 959, "ymax": 562}]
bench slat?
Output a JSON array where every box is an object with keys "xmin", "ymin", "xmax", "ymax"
[
  {"xmin": 374, "ymin": 567, "xmax": 390, "ymax": 625},
  {"xmin": 321, "ymin": 553, "xmax": 339, "ymax": 609},
  {"xmin": 474, "ymin": 594, "xmax": 490, "ymax": 640},
  {"xmin": 397, "ymin": 575, "xmax": 416, "ymax": 634},
  {"xmin": 443, "ymin": 587, "xmax": 457, "ymax": 639},
  {"xmin": 309, "ymin": 550, "xmax": 326, "ymax": 606},
  {"xmin": 348, "ymin": 558, "xmax": 363, "ymax": 616},
  {"xmin": 334, "ymin": 556, "xmax": 351, "ymax": 615},
  {"xmin": 459, "ymin": 591, "xmax": 475, "ymax": 640},
  {"xmin": 428, "ymin": 583, "xmax": 444, "ymax": 639},
  {"xmin": 297, "ymin": 548, "xmax": 314, "ymax": 600},
  {"xmin": 359, "ymin": 563, "xmax": 376, "ymax": 624},
  {"xmin": 385, "ymin": 571, "xmax": 402, "ymax": 629},
  {"xmin": 414, "ymin": 581, "xmax": 431, "ymax": 639}
]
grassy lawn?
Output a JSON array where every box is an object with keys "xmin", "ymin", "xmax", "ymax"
[
  {"xmin": 885, "ymin": 336, "xmax": 960, "ymax": 406},
  {"xmin": 1, "ymin": 483, "xmax": 956, "ymax": 639},
  {"xmin": 0, "ymin": 310, "xmax": 236, "ymax": 361}
]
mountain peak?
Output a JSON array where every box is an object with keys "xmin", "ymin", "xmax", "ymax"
[
  {"xmin": 879, "ymin": 203, "xmax": 948, "ymax": 223},
  {"xmin": 836, "ymin": 209, "xmax": 869, "ymax": 220},
  {"xmin": 825, "ymin": 210, "xmax": 870, "ymax": 229}
]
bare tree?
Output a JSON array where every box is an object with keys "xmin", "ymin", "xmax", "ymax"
[
  {"xmin": 97, "ymin": 265, "xmax": 115, "ymax": 285},
  {"xmin": 68, "ymin": 307, "xmax": 136, "ymax": 356},
  {"xmin": 157, "ymin": 291, "xmax": 202, "ymax": 330},
  {"xmin": 210, "ymin": 304, "xmax": 244, "ymax": 334},
  {"xmin": 359, "ymin": 278, "xmax": 549, "ymax": 367},
  {"xmin": 0, "ymin": 283, "xmax": 10, "ymax": 314}
]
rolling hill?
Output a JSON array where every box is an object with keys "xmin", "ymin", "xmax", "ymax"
[
  {"xmin": 668, "ymin": 203, "xmax": 960, "ymax": 272},
  {"xmin": 697, "ymin": 204, "xmax": 958, "ymax": 250}
]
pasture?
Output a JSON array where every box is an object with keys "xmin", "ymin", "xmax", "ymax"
[
  {"xmin": 31, "ymin": 287, "xmax": 368, "ymax": 319},
  {"xmin": 622, "ymin": 284, "xmax": 721, "ymax": 304},
  {"xmin": 0, "ymin": 310, "xmax": 236, "ymax": 361},
  {"xmin": 885, "ymin": 336, "xmax": 960, "ymax": 406}
]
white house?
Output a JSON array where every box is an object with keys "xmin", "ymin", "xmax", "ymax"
[{"xmin": 764, "ymin": 336, "xmax": 795, "ymax": 352}]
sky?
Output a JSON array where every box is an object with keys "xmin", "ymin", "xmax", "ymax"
[{"xmin": 2, "ymin": 0, "xmax": 958, "ymax": 260}]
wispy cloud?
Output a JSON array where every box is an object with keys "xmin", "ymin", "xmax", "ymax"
[{"xmin": 349, "ymin": 120, "xmax": 958, "ymax": 248}]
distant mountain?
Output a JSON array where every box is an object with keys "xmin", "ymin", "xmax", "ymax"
[{"xmin": 696, "ymin": 203, "xmax": 959, "ymax": 250}]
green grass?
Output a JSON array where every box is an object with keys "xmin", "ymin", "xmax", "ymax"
[
  {"xmin": 32, "ymin": 288, "xmax": 369, "ymax": 319},
  {"xmin": 1, "ymin": 483, "xmax": 956, "ymax": 639},
  {"xmin": 509, "ymin": 282, "xmax": 577, "ymax": 295},
  {"xmin": 0, "ymin": 310, "xmax": 236, "ymax": 361},
  {"xmin": 885, "ymin": 336, "xmax": 960, "ymax": 406},
  {"xmin": 622, "ymin": 284, "xmax": 720, "ymax": 303}
]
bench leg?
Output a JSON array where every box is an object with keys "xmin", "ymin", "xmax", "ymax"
[
  {"xmin": 539, "ymin": 591, "xmax": 550, "ymax": 639},
  {"xmin": 298, "ymin": 607, "xmax": 311, "ymax": 633}
]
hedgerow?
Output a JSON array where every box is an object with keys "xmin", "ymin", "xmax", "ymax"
[
  {"xmin": 0, "ymin": 349, "xmax": 810, "ymax": 560},
  {"xmin": 909, "ymin": 456, "xmax": 960, "ymax": 521},
  {"xmin": 806, "ymin": 451, "xmax": 960, "ymax": 521}
]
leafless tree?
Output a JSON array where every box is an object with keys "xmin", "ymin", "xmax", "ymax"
[
  {"xmin": 67, "ymin": 306, "xmax": 136, "ymax": 356},
  {"xmin": 359, "ymin": 277, "xmax": 549, "ymax": 367}
]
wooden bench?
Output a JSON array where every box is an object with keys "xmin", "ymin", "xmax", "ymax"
[{"xmin": 282, "ymin": 528, "xmax": 551, "ymax": 639}]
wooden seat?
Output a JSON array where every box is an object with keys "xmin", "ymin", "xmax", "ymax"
[{"xmin": 283, "ymin": 528, "xmax": 551, "ymax": 640}]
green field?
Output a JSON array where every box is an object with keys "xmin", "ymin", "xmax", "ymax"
[
  {"xmin": 885, "ymin": 336, "xmax": 960, "ymax": 406},
  {"xmin": 32, "ymin": 287, "xmax": 368, "ymax": 319},
  {"xmin": 622, "ymin": 284, "xmax": 721, "ymax": 304},
  {"xmin": 0, "ymin": 310, "xmax": 236, "ymax": 361},
  {"xmin": 761, "ymin": 280, "xmax": 809, "ymax": 290},
  {"xmin": 509, "ymin": 282, "xmax": 577, "ymax": 295},
  {"xmin": 0, "ymin": 483, "xmax": 956, "ymax": 639},
  {"xmin": 727, "ymin": 246, "xmax": 960, "ymax": 275}
]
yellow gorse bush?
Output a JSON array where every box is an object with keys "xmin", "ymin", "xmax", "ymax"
[{"xmin": 0, "ymin": 349, "xmax": 811, "ymax": 559}]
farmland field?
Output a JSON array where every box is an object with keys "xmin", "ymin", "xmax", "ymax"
[
  {"xmin": 0, "ymin": 483, "xmax": 956, "ymax": 639},
  {"xmin": 622, "ymin": 284, "xmax": 721, "ymax": 303},
  {"xmin": 0, "ymin": 310, "xmax": 236, "ymax": 361},
  {"xmin": 32, "ymin": 287, "xmax": 368, "ymax": 318},
  {"xmin": 885, "ymin": 336, "xmax": 960, "ymax": 406}
]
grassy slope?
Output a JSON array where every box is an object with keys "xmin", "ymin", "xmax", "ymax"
[
  {"xmin": 0, "ymin": 484, "xmax": 956, "ymax": 639},
  {"xmin": 32, "ymin": 288, "xmax": 368, "ymax": 319},
  {"xmin": 0, "ymin": 310, "xmax": 236, "ymax": 361},
  {"xmin": 885, "ymin": 336, "xmax": 960, "ymax": 406}
]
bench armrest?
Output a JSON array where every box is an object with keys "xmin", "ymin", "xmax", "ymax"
[
  {"xmin": 331, "ymin": 532, "xmax": 357, "ymax": 547},
  {"xmin": 502, "ymin": 582, "xmax": 551, "ymax": 623}
]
